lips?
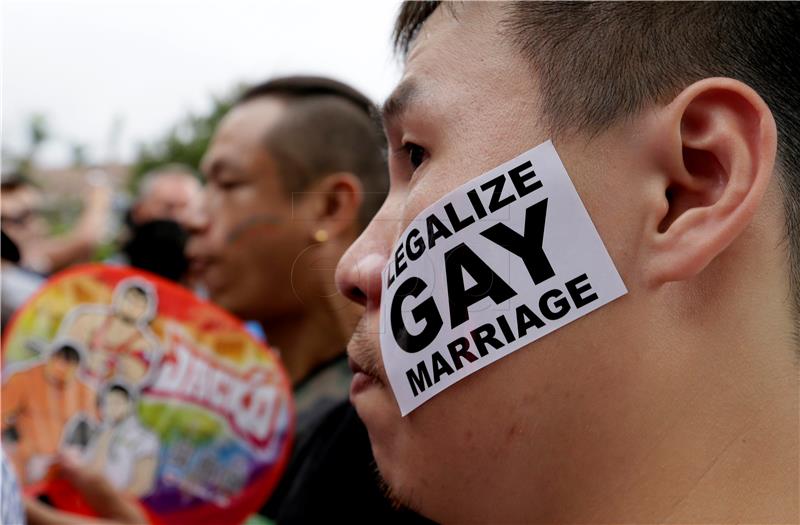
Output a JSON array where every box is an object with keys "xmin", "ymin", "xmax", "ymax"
[
  {"xmin": 348, "ymin": 356, "xmax": 382, "ymax": 399},
  {"xmin": 189, "ymin": 257, "xmax": 227, "ymax": 293},
  {"xmin": 188, "ymin": 258, "xmax": 210, "ymax": 279}
]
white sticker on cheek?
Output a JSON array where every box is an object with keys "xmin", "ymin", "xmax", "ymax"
[{"xmin": 379, "ymin": 140, "xmax": 628, "ymax": 416}]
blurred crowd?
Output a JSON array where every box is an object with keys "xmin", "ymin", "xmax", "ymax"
[
  {"xmin": 0, "ymin": 73, "xmax": 423, "ymax": 525},
  {"xmin": 1, "ymin": 163, "xmax": 203, "ymax": 319}
]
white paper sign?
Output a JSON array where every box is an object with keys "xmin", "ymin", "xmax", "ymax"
[{"xmin": 379, "ymin": 141, "xmax": 627, "ymax": 415}]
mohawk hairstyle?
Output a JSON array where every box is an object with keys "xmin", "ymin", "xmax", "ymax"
[{"xmin": 237, "ymin": 76, "xmax": 388, "ymax": 228}]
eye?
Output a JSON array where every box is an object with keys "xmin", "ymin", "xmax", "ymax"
[
  {"xmin": 405, "ymin": 142, "xmax": 428, "ymax": 171},
  {"xmin": 217, "ymin": 180, "xmax": 244, "ymax": 191}
]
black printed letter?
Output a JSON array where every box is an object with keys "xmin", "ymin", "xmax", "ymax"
[
  {"xmin": 445, "ymin": 243, "xmax": 516, "ymax": 329},
  {"xmin": 480, "ymin": 198, "xmax": 555, "ymax": 286},
  {"xmin": 391, "ymin": 277, "xmax": 443, "ymax": 354}
]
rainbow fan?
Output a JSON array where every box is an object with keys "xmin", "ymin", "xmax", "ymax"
[{"xmin": 1, "ymin": 264, "xmax": 294, "ymax": 525}]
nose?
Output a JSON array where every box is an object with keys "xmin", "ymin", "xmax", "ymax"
[
  {"xmin": 336, "ymin": 221, "xmax": 391, "ymax": 311},
  {"xmin": 183, "ymin": 191, "xmax": 212, "ymax": 260},
  {"xmin": 182, "ymin": 191, "xmax": 211, "ymax": 236}
]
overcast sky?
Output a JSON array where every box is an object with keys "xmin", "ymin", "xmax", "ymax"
[{"xmin": 2, "ymin": 0, "xmax": 403, "ymax": 167}]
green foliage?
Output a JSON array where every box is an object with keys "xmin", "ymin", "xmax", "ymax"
[
  {"xmin": 129, "ymin": 87, "xmax": 244, "ymax": 193},
  {"xmin": 70, "ymin": 143, "xmax": 88, "ymax": 168},
  {"xmin": 28, "ymin": 113, "xmax": 49, "ymax": 152}
]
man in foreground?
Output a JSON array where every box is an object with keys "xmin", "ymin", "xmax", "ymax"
[{"xmin": 336, "ymin": 2, "xmax": 799, "ymax": 522}]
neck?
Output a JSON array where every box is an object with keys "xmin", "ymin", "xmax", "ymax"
[
  {"xmin": 473, "ymin": 231, "xmax": 799, "ymax": 524},
  {"xmin": 558, "ymin": 239, "xmax": 798, "ymax": 522},
  {"xmin": 43, "ymin": 367, "xmax": 66, "ymax": 389},
  {"xmin": 260, "ymin": 241, "xmax": 364, "ymax": 386},
  {"xmin": 586, "ymin": 309, "xmax": 796, "ymax": 523}
]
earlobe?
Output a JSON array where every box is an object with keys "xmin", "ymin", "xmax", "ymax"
[
  {"xmin": 644, "ymin": 78, "xmax": 777, "ymax": 286},
  {"xmin": 306, "ymin": 172, "xmax": 364, "ymax": 241}
]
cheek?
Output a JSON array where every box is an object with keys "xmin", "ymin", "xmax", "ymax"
[
  {"xmin": 557, "ymin": 141, "xmax": 649, "ymax": 283},
  {"xmin": 371, "ymin": 345, "xmax": 575, "ymax": 515},
  {"xmin": 225, "ymin": 229, "xmax": 310, "ymax": 314},
  {"xmin": 373, "ymin": 378, "xmax": 523, "ymax": 519}
]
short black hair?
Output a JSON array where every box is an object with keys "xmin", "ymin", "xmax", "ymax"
[
  {"xmin": 2, "ymin": 230, "xmax": 20, "ymax": 263},
  {"xmin": 123, "ymin": 284, "xmax": 148, "ymax": 299},
  {"xmin": 0, "ymin": 170, "xmax": 34, "ymax": 191},
  {"xmin": 394, "ymin": 1, "xmax": 800, "ymax": 312},
  {"xmin": 52, "ymin": 343, "xmax": 81, "ymax": 363},
  {"xmin": 237, "ymin": 76, "xmax": 388, "ymax": 228},
  {"xmin": 240, "ymin": 76, "xmax": 377, "ymax": 120},
  {"xmin": 107, "ymin": 383, "xmax": 131, "ymax": 399}
]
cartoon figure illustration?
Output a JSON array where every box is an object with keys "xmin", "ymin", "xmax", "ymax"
[
  {"xmin": 1, "ymin": 341, "xmax": 98, "ymax": 484},
  {"xmin": 57, "ymin": 278, "xmax": 162, "ymax": 386},
  {"xmin": 83, "ymin": 382, "xmax": 159, "ymax": 497}
]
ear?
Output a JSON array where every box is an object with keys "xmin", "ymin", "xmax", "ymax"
[
  {"xmin": 643, "ymin": 78, "xmax": 777, "ymax": 285},
  {"xmin": 303, "ymin": 172, "xmax": 364, "ymax": 241}
]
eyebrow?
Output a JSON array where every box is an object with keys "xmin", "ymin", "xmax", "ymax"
[
  {"xmin": 381, "ymin": 79, "xmax": 419, "ymax": 129},
  {"xmin": 202, "ymin": 157, "xmax": 246, "ymax": 182}
]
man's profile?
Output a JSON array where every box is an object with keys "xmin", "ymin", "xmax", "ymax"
[
  {"xmin": 186, "ymin": 76, "xmax": 428, "ymax": 523},
  {"xmin": 337, "ymin": 2, "xmax": 799, "ymax": 522}
]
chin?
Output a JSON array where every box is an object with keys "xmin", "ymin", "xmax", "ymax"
[
  {"xmin": 210, "ymin": 292, "xmax": 252, "ymax": 321},
  {"xmin": 367, "ymin": 425, "xmax": 422, "ymax": 517},
  {"xmin": 351, "ymin": 381, "xmax": 399, "ymax": 442},
  {"xmin": 352, "ymin": 386, "xmax": 427, "ymax": 516},
  {"xmin": 352, "ymin": 385, "xmax": 401, "ymax": 470}
]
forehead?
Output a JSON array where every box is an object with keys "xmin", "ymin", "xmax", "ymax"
[
  {"xmin": 395, "ymin": 3, "xmax": 545, "ymax": 167},
  {"xmin": 149, "ymin": 175, "xmax": 199, "ymax": 196},
  {"xmin": 203, "ymin": 98, "xmax": 286, "ymax": 169},
  {"xmin": 122, "ymin": 290, "xmax": 146, "ymax": 301},
  {"xmin": 2, "ymin": 186, "xmax": 41, "ymax": 207},
  {"xmin": 404, "ymin": 4, "xmax": 528, "ymax": 92},
  {"xmin": 106, "ymin": 390, "xmax": 128, "ymax": 401}
]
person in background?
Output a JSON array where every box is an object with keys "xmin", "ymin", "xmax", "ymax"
[
  {"xmin": 1, "ymin": 230, "xmax": 43, "ymax": 330},
  {"xmin": 129, "ymin": 165, "xmax": 202, "ymax": 226},
  {"xmin": 187, "ymin": 76, "xmax": 425, "ymax": 523},
  {"xmin": 335, "ymin": 2, "xmax": 799, "ymax": 523},
  {"xmin": 118, "ymin": 165, "xmax": 202, "ymax": 283},
  {"xmin": 1, "ymin": 171, "xmax": 111, "ymax": 276},
  {"xmin": 186, "ymin": 77, "xmax": 387, "ymax": 416}
]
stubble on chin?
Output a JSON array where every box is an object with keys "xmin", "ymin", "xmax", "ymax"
[{"xmin": 373, "ymin": 460, "xmax": 428, "ymax": 519}]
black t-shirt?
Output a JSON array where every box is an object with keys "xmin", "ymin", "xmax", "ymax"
[{"xmin": 261, "ymin": 398, "xmax": 434, "ymax": 524}]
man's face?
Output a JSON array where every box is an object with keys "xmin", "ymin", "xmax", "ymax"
[
  {"xmin": 134, "ymin": 174, "xmax": 202, "ymax": 226},
  {"xmin": 46, "ymin": 355, "xmax": 79, "ymax": 384},
  {"xmin": 337, "ymin": 4, "xmax": 647, "ymax": 521},
  {"xmin": 117, "ymin": 291, "xmax": 149, "ymax": 321},
  {"xmin": 186, "ymin": 99, "xmax": 312, "ymax": 321},
  {"xmin": 103, "ymin": 390, "xmax": 131, "ymax": 423}
]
